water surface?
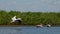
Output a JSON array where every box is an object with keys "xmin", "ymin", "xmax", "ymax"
[{"xmin": 0, "ymin": 26, "xmax": 60, "ymax": 34}]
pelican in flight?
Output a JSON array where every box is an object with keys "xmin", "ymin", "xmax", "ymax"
[{"xmin": 11, "ymin": 16, "xmax": 22, "ymax": 23}]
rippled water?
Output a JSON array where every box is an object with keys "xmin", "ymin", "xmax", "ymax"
[{"xmin": 0, "ymin": 26, "xmax": 60, "ymax": 34}]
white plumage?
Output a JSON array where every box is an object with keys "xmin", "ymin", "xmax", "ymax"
[{"xmin": 11, "ymin": 16, "xmax": 22, "ymax": 23}]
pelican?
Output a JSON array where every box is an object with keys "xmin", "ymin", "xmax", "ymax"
[
  {"xmin": 11, "ymin": 16, "xmax": 22, "ymax": 23},
  {"xmin": 36, "ymin": 24, "xmax": 43, "ymax": 27},
  {"xmin": 47, "ymin": 24, "xmax": 51, "ymax": 27}
]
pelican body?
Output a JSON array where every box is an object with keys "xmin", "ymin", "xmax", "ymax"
[{"xmin": 11, "ymin": 16, "xmax": 22, "ymax": 23}]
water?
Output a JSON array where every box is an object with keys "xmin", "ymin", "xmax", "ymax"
[{"xmin": 0, "ymin": 26, "xmax": 60, "ymax": 34}]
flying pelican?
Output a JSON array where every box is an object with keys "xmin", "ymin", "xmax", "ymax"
[{"xmin": 11, "ymin": 16, "xmax": 22, "ymax": 23}]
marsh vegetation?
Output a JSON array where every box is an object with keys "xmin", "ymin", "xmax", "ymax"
[{"xmin": 0, "ymin": 10, "xmax": 60, "ymax": 26}]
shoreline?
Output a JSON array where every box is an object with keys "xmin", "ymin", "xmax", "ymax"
[{"xmin": 0, "ymin": 25, "xmax": 60, "ymax": 27}]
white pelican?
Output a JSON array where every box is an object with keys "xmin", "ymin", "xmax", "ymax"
[
  {"xmin": 36, "ymin": 24, "xmax": 43, "ymax": 27},
  {"xmin": 47, "ymin": 24, "xmax": 51, "ymax": 27},
  {"xmin": 11, "ymin": 16, "xmax": 22, "ymax": 23}
]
